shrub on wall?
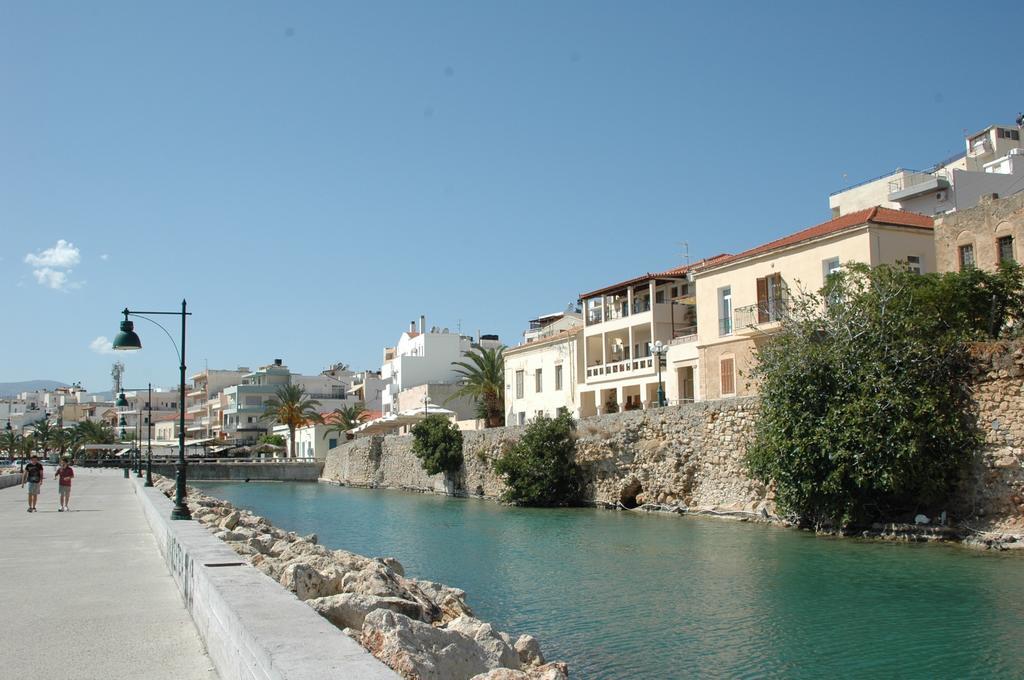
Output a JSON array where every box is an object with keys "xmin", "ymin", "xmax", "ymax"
[
  {"xmin": 494, "ymin": 413, "xmax": 584, "ymax": 506},
  {"xmin": 745, "ymin": 263, "xmax": 1024, "ymax": 527},
  {"xmin": 260, "ymin": 434, "xmax": 286, "ymax": 447},
  {"xmin": 411, "ymin": 415, "xmax": 464, "ymax": 475}
]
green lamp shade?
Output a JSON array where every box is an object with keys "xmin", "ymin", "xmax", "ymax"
[
  {"xmin": 116, "ymin": 392, "xmax": 128, "ymax": 407},
  {"xmin": 118, "ymin": 415, "xmax": 127, "ymax": 427},
  {"xmin": 119, "ymin": 428, "xmax": 127, "ymax": 439},
  {"xmin": 113, "ymin": 319, "xmax": 142, "ymax": 351}
]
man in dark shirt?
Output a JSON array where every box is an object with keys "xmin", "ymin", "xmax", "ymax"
[{"xmin": 21, "ymin": 454, "xmax": 44, "ymax": 513}]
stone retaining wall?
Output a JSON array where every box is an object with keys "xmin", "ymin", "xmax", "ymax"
[
  {"xmin": 151, "ymin": 461, "xmax": 322, "ymax": 481},
  {"xmin": 0, "ymin": 473, "xmax": 21, "ymax": 491},
  {"xmin": 323, "ymin": 397, "xmax": 768, "ymax": 513},
  {"xmin": 323, "ymin": 341, "xmax": 1024, "ymax": 533}
]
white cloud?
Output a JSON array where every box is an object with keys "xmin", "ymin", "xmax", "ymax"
[
  {"xmin": 89, "ymin": 336, "xmax": 115, "ymax": 354},
  {"xmin": 25, "ymin": 239, "xmax": 81, "ymax": 269},
  {"xmin": 24, "ymin": 239, "xmax": 83, "ymax": 291},
  {"xmin": 33, "ymin": 267, "xmax": 69, "ymax": 290},
  {"xmin": 100, "ymin": 254, "xmax": 109, "ymax": 261}
]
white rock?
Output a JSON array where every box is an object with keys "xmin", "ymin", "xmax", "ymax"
[{"xmin": 306, "ymin": 593, "xmax": 424, "ymax": 630}]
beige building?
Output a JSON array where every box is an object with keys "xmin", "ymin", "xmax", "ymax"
[
  {"xmin": 693, "ymin": 207, "xmax": 935, "ymax": 401},
  {"xmin": 577, "ymin": 263, "xmax": 709, "ymax": 416},
  {"xmin": 504, "ymin": 326, "xmax": 583, "ymax": 425},
  {"xmin": 933, "ymin": 192, "xmax": 1023, "ymax": 273}
]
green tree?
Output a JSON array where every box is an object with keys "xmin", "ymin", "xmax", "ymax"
[
  {"xmin": 449, "ymin": 346, "xmax": 506, "ymax": 427},
  {"xmin": 259, "ymin": 434, "xmax": 286, "ymax": 447},
  {"xmin": 410, "ymin": 415, "xmax": 464, "ymax": 475},
  {"xmin": 745, "ymin": 263, "xmax": 1004, "ymax": 527},
  {"xmin": 1, "ymin": 430, "xmax": 21, "ymax": 459},
  {"xmin": 261, "ymin": 384, "xmax": 323, "ymax": 458},
  {"xmin": 72, "ymin": 420, "xmax": 116, "ymax": 445},
  {"xmin": 324, "ymin": 402, "xmax": 369, "ymax": 442},
  {"xmin": 493, "ymin": 413, "xmax": 584, "ymax": 506},
  {"xmin": 30, "ymin": 419, "xmax": 53, "ymax": 457}
]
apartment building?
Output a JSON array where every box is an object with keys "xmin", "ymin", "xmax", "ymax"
[
  {"xmin": 185, "ymin": 368, "xmax": 248, "ymax": 441},
  {"xmin": 577, "ymin": 265, "xmax": 703, "ymax": 416},
  {"xmin": 504, "ymin": 324, "xmax": 583, "ymax": 425},
  {"xmin": 830, "ymin": 122, "xmax": 1024, "ymax": 218},
  {"xmin": 692, "ymin": 207, "xmax": 935, "ymax": 401},
  {"xmin": 934, "ymin": 192, "xmax": 1023, "ymax": 273}
]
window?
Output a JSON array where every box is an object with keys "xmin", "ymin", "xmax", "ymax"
[
  {"xmin": 718, "ymin": 287, "xmax": 733, "ymax": 336},
  {"xmin": 655, "ymin": 290, "xmax": 665, "ymax": 303},
  {"xmin": 720, "ymin": 357, "xmax": 735, "ymax": 396},
  {"xmin": 755, "ymin": 273, "xmax": 784, "ymax": 322},
  {"xmin": 515, "ymin": 370, "xmax": 524, "ymax": 399},
  {"xmin": 822, "ymin": 257, "xmax": 841, "ymax": 281},
  {"xmin": 670, "ymin": 286, "xmax": 678, "ymax": 298},
  {"xmin": 517, "ymin": 412, "xmax": 526, "ymax": 426},
  {"xmin": 557, "ymin": 406, "xmax": 568, "ymax": 416},
  {"xmin": 959, "ymin": 244, "xmax": 975, "ymax": 270},
  {"xmin": 998, "ymin": 236, "xmax": 1015, "ymax": 264},
  {"xmin": 535, "ymin": 368, "xmax": 543, "ymax": 393},
  {"xmin": 906, "ymin": 255, "xmax": 922, "ymax": 274},
  {"xmin": 555, "ymin": 364, "xmax": 563, "ymax": 390}
]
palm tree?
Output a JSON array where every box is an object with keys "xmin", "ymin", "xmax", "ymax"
[
  {"xmin": 1, "ymin": 430, "xmax": 21, "ymax": 459},
  {"xmin": 31, "ymin": 419, "xmax": 53, "ymax": 458},
  {"xmin": 449, "ymin": 346, "xmax": 506, "ymax": 428},
  {"xmin": 324, "ymin": 402, "xmax": 369, "ymax": 442},
  {"xmin": 261, "ymin": 385, "xmax": 323, "ymax": 459},
  {"xmin": 71, "ymin": 421, "xmax": 115, "ymax": 461}
]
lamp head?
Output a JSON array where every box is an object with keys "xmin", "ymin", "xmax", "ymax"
[
  {"xmin": 118, "ymin": 415, "xmax": 127, "ymax": 427},
  {"xmin": 113, "ymin": 311, "xmax": 142, "ymax": 351},
  {"xmin": 116, "ymin": 392, "xmax": 128, "ymax": 408}
]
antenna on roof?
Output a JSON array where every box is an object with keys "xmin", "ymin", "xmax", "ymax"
[{"xmin": 676, "ymin": 241, "xmax": 690, "ymax": 266}]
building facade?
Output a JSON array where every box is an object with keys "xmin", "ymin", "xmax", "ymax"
[
  {"xmin": 692, "ymin": 207, "xmax": 935, "ymax": 401},
  {"xmin": 504, "ymin": 326, "xmax": 583, "ymax": 425},
  {"xmin": 933, "ymin": 192, "xmax": 1023, "ymax": 273}
]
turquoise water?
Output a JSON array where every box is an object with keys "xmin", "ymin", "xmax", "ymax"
[{"xmin": 195, "ymin": 482, "xmax": 1024, "ymax": 679}]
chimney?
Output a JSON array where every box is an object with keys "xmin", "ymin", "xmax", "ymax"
[
  {"xmin": 410, "ymin": 321, "xmax": 416, "ymax": 333},
  {"xmin": 274, "ymin": 359, "xmax": 282, "ymax": 366},
  {"xmin": 419, "ymin": 315, "xmax": 426, "ymax": 334}
]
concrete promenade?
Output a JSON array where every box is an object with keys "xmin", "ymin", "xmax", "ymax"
[{"xmin": 0, "ymin": 468, "xmax": 218, "ymax": 680}]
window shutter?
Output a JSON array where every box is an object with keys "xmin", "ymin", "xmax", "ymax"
[
  {"xmin": 756, "ymin": 278, "xmax": 769, "ymax": 323},
  {"xmin": 720, "ymin": 358, "xmax": 735, "ymax": 395}
]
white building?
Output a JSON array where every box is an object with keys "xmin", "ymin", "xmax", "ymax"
[
  {"xmin": 830, "ymin": 122, "xmax": 1024, "ymax": 218},
  {"xmin": 379, "ymin": 315, "xmax": 500, "ymax": 420},
  {"xmin": 504, "ymin": 324, "xmax": 583, "ymax": 425},
  {"xmin": 273, "ymin": 421, "xmax": 341, "ymax": 461}
]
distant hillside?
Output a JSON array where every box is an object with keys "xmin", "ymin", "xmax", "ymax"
[{"xmin": 0, "ymin": 380, "xmax": 69, "ymax": 397}]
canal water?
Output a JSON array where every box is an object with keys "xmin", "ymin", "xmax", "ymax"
[{"xmin": 195, "ymin": 481, "xmax": 1024, "ymax": 679}]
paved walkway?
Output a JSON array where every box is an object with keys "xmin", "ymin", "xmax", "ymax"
[{"xmin": 0, "ymin": 468, "xmax": 218, "ymax": 680}]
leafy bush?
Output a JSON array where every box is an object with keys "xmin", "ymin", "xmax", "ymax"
[
  {"xmin": 260, "ymin": 434, "xmax": 286, "ymax": 446},
  {"xmin": 494, "ymin": 413, "xmax": 583, "ymax": 506},
  {"xmin": 411, "ymin": 415, "xmax": 464, "ymax": 475},
  {"xmin": 746, "ymin": 263, "xmax": 1013, "ymax": 527}
]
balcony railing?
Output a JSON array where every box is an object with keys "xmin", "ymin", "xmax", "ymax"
[
  {"xmin": 586, "ymin": 356, "xmax": 655, "ymax": 379},
  {"xmin": 734, "ymin": 300, "xmax": 788, "ymax": 329},
  {"xmin": 632, "ymin": 299, "xmax": 651, "ymax": 314}
]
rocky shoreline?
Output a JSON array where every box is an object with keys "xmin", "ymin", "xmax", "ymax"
[{"xmin": 152, "ymin": 476, "xmax": 568, "ymax": 680}]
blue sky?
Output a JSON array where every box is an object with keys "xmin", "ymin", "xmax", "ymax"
[{"xmin": 2, "ymin": 1, "xmax": 1021, "ymax": 391}]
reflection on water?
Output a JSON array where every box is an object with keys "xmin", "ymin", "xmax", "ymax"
[{"xmin": 196, "ymin": 481, "xmax": 1024, "ymax": 680}]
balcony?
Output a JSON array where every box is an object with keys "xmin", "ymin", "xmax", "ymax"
[
  {"xmin": 733, "ymin": 300, "xmax": 788, "ymax": 334},
  {"xmin": 586, "ymin": 356, "xmax": 655, "ymax": 379}
]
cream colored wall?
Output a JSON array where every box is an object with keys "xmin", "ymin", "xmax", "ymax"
[
  {"xmin": 869, "ymin": 226, "xmax": 937, "ymax": 272},
  {"xmin": 694, "ymin": 229, "xmax": 873, "ymax": 350},
  {"xmin": 504, "ymin": 336, "xmax": 582, "ymax": 422}
]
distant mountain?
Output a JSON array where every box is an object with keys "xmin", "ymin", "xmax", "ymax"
[{"xmin": 0, "ymin": 380, "xmax": 69, "ymax": 397}]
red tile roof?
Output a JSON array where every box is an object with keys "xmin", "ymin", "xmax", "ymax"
[
  {"xmin": 579, "ymin": 254, "xmax": 732, "ymax": 299},
  {"xmin": 695, "ymin": 207, "xmax": 933, "ymax": 272}
]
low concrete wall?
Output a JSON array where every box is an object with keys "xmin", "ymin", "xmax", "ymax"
[
  {"xmin": 132, "ymin": 478, "xmax": 397, "ymax": 680},
  {"xmin": 150, "ymin": 462, "xmax": 322, "ymax": 481},
  {"xmin": 0, "ymin": 474, "xmax": 21, "ymax": 491}
]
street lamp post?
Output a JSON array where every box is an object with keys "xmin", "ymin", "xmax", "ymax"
[
  {"xmin": 145, "ymin": 383, "xmax": 153, "ymax": 487},
  {"xmin": 649, "ymin": 340, "xmax": 668, "ymax": 408},
  {"xmin": 113, "ymin": 301, "xmax": 192, "ymax": 521},
  {"xmin": 135, "ymin": 403, "xmax": 143, "ymax": 478}
]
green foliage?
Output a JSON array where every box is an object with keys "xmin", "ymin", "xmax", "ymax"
[
  {"xmin": 493, "ymin": 413, "xmax": 584, "ymax": 506},
  {"xmin": 746, "ymin": 263, "xmax": 1015, "ymax": 527},
  {"xmin": 260, "ymin": 434, "xmax": 286, "ymax": 446},
  {"xmin": 325, "ymin": 402, "xmax": 369, "ymax": 441},
  {"xmin": 410, "ymin": 415, "xmax": 464, "ymax": 475},
  {"xmin": 450, "ymin": 347, "xmax": 506, "ymax": 427},
  {"xmin": 261, "ymin": 384, "xmax": 323, "ymax": 458}
]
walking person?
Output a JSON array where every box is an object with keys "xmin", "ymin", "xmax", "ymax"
[
  {"xmin": 55, "ymin": 457, "xmax": 74, "ymax": 512},
  {"xmin": 21, "ymin": 453, "xmax": 44, "ymax": 512}
]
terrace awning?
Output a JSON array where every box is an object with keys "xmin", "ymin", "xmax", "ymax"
[{"xmin": 348, "ymin": 405, "xmax": 456, "ymax": 437}]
